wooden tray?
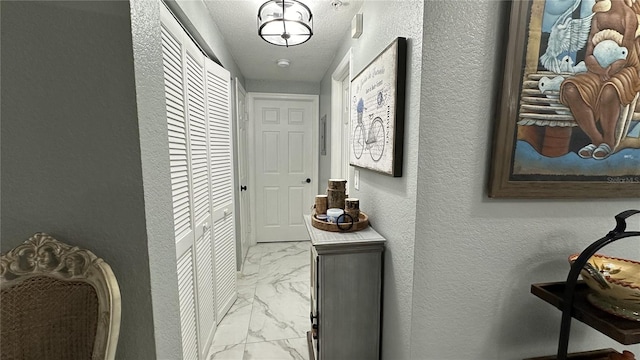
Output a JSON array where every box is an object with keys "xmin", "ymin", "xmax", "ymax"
[
  {"xmin": 531, "ymin": 282, "xmax": 640, "ymax": 345},
  {"xmin": 523, "ymin": 348, "xmax": 621, "ymax": 360},
  {"xmin": 310, "ymin": 211, "xmax": 369, "ymax": 232}
]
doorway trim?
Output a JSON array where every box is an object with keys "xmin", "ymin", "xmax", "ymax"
[
  {"xmin": 330, "ymin": 50, "xmax": 352, "ymax": 192},
  {"xmin": 234, "ymin": 78, "xmax": 251, "ymax": 270},
  {"xmin": 247, "ymin": 92, "xmax": 319, "ymax": 242}
]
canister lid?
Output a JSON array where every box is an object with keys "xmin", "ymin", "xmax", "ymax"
[{"xmin": 326, "ymin": 208, "xmax": 344, "ymax": 217}]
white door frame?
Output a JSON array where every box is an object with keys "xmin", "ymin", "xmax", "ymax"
[
  {"xmin": 330, "ymin": 50, "xmax": 352, "ymax": 193},
  {"xmin": 234, "ymin": 78, "xmax": 251, "ymax": 267},
  {"xmin": 247, "ymin": 92, "xmax": 319, "ymax": 242}
]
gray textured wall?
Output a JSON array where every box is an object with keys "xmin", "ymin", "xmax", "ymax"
[
  {"xmin": 130, "ymin": 0, "xmax": 183, "ymax": 358},
  {"xmin": 319, "ymin": 1, "xmax": 424, "ymax": 358},
  {"xmin": 1, "ymin": 1, "xmax": 158, "ymax": 358},
  {"xmin": 411, "ymin": 1, "xmax": 640, "ymax": 358}
]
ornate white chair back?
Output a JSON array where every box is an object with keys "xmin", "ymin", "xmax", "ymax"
[{"xmin": 1, "ymin": 233, "xmax": 121, "ymax": 360}]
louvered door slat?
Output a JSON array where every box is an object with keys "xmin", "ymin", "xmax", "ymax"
[
  {"xmin": 208, "ymin": 102, "xmax": 228, "ymax": 112},
  {"xmin": 162, "ymin": 23, "xmax": 193, "ymax": 243},
  {"xmin": 213, "ymin": 215, "xmax": 236, "ymax": 319},
  {"xmin": 170, "ymin": 168, "xmax": 188, "ymax": 179},
  {"xmin": 168, "ymin": 139, "xmax": 187, "ymax": 149},
  {"xmin": 167, "ymin": 109, "xmax": 186, "ymax": 121},
  {"xmin": 186, "ymin": 52, "xmax": 210, "ymax": 225},
  {"xmin": 177, "ymin": 250, "xmax": 199, "ymax": 360},
  {"xmin": 167, "ymin": 126, "xmax": 186, "ymax": 140},
  {"xmin": 163, "ymin": 58, "xmax": 182, "ymax": 81},
  {"xmin": 207, "ymin": 69, "xmax": 233, "ymax": 213},
  {"xmin": 165, "ymin": 90, "xmax": 184, "ymax": 107},
  {"xmin": 205, "ymin": 58, "xmax": 236, "ymax": 321},
  {"xmin": 163, "ymin": 72, "xmax": 183, "ymax": 93},
  {"xmin": 195, "ymin": 229, "xmax": 216, "ymax": 351},
  {"xmin": 167, "ymin": 132, "xmax": 187, "ymax": 144}
]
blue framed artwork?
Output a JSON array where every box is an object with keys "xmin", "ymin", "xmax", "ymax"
[{"xmin": 489, "ymin": 0, "xmax": 640, "ymax": 198}]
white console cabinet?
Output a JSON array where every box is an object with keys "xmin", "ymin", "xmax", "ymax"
[{"xmin": 303, "ymin": 216, "xmax": 385, "ymax": 360}]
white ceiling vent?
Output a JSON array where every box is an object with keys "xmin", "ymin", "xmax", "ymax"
[{"xmin": 277, "ymin": 59, "xmax": 291, "ymax": 68}]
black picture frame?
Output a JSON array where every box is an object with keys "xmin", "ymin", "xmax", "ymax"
[{"xmin": 350, "ymin": 37, "xmax": 407, "ymax": 177}]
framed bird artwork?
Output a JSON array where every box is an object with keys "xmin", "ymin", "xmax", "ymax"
[{"xmin": 489, "ymin": 0, "xmax": 640, "ymax": 198}]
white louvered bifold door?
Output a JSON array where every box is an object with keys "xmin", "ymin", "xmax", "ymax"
[
  {"xmin": 205, "ymin": 58, "xmax": 237, "ymax": 321},
  {"xmin": 184, "ymin": 38, "xmax": 217, "ymax": 359},
  {"xmin": 161, "ymin": 6, "xmax": 199, "ymax": 360}
]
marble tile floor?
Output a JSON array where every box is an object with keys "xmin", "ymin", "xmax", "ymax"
[{"xmin": 210, "ymin": 241, "xmax": 311, "ymax": 360}]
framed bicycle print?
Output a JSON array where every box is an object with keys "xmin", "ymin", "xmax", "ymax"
[
  {"xmin": 350, "ymin": 37, "xmax": 407, "ymax": 177},
  {"xmin": 489, "ymin": 0, "xmax": 640, "ymax": 198}
]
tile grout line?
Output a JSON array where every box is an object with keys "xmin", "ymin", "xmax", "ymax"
[{"xmin": 241, "ymin": 244, "xmax": 263, "ymax": 358}]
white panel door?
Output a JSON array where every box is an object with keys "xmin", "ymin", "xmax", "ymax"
[
  {"xmin": 251, "ymin": 94, "xmax": 318, "ymax": 242},
  {"xmin": 235, "ymin": 79, "xmax": 251, "ymax": 265},
  {"xmin": 205, "ymin": 58, "xmax": 237, "ymax": 320}
]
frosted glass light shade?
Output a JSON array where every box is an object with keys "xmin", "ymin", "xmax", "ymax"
[{"xmin": 258, "ymin": 0, "xmax": 313, "ymax": 47}]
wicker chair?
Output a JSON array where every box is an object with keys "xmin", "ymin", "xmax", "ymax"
[{"xmin": 0, "ymin": 233, "xmax": 121, "ymax": 360}]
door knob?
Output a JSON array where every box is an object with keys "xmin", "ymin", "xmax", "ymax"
[{"xmin": 305, "ymin": 178, "xmax": 311, "ymax": 183}]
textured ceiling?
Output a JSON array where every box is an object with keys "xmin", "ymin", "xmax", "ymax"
[{"xmin": 203, "ymin": 0, "xmax": 363, "ymax": 82}]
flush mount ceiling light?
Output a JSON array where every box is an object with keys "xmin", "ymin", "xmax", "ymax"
[{"xmin": 257, "ymin": 0, "xmax": 313, "ymax": 47}]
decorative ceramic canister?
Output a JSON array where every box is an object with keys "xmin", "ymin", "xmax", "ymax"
[{"xmin": 326, "ymin": 208, "xmax": 344, "ymax": 223}]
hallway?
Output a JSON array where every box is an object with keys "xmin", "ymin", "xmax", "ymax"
[{"xmin": 210, "ymin": 242, "xmax": 311, "ymax": 360}]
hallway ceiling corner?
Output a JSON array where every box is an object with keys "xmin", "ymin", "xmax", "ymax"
[{"xmin": 203, "ymin": 0, "xmax": 363, "ymax": 83}]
